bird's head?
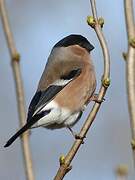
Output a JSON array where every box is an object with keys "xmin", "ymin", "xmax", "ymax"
[{"xmin": 53, "ymin": 34, "xmax": 94, "ymax": 53}]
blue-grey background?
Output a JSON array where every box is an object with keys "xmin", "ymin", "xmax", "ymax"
[{"xmin": 0, "ymin": 0, "xmax": 134, "ymax": 179}]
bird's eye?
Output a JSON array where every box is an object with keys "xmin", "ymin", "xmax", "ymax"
[{"xmin": 60, "ymin": 68, "xmax": 81, "ymax": 80}]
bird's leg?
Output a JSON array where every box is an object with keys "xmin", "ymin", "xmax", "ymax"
[
  {"xmin": 66, "ymin": 125, "xmax": 85, "ymax": 144},
  {"xmin": 88, "ymin": 93, "xmax": 105, "ymax": 104},
  {"xmin": 66, "ymin": 125, "xmax": 77, "ymax": 138}
]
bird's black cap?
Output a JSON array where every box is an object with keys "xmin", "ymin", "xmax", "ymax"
[{"xmin": 53, "ymin": 34, "xmax": 94, "ymax": 53}]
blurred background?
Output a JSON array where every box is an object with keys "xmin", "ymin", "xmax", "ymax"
[{"xmin": 0, "ymin": 0, "xmax": 135, "ymax": 179}]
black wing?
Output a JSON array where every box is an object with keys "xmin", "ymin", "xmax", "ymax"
[
  {"xmin": 27, "ymin": 85, "xmax": 64, "ymax": 122},
  {"xmin": 27, "ymin": 68, "xmax": 82, "ymax": 121},
  {"xmin": 4, "ymin": 68, "xmax": 81, "ymax": 147},
  {"xmin": 27, "ymin": 91, "xmax": 42, "ymax": 121}
]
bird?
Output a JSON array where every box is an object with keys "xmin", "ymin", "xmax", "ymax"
[{"xmin": 4, "ymin": 34, "xmax": 97, "ymax": 148}]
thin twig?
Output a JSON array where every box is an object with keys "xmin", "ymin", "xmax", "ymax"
[
  {"xmin": 124, "ymin": 0, "xmax": 135, "ymax": 166},
  {"xmin": 0, "ymin": 0, "xmax": 35, "ymax": 179},
  {"xmin": 53, "ymin": 0, "xmax": 110, "ymax": 179}
]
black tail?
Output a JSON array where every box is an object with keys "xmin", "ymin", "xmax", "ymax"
[
  {"xmin": 4, "ymin": 110, "xmax": 51, "ymax": 147},
  {"xmin": 4, "ymin": 121, "xmax": 33, "ymax": 147}
]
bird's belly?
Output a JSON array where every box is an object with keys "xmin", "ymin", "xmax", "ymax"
[
  {"xmin": 31, "ymin": 100, "xmax": 81, "ymax": 129},
  {"xmin": 31, "ymin": 100, "xmax": 72, "ymax": 129},
  {"xmin": 45, "ymin": 111, "xmax": 81, "ymax": 129}
]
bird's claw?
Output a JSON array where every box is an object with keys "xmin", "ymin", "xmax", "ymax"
[
  {"xmin": 75, "ymin": 134, "xmax": 86, "ymax": 144},
  {"xmin": 90, "ymin": 94, "xmax": 105, "ymax": 104}
]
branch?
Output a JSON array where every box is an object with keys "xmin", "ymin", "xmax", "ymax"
[
  {"xmin": 0, "ymin": 0, "xmax": 35, "ymax": 179},
  {"xmin": 53, "ymin": 0, "xmax": 110, "ymax": 179},
  {"xmin": 124, "ymin": 0, "xmax": 135, "ymax": 166}
]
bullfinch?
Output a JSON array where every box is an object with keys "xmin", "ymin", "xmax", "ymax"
[{"xmin": 4, "ymin": 34, "xmax": 96, "ymax": 147}]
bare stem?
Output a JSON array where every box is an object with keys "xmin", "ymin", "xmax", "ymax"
[
  {"xmin": 124, "ymin": 0, "xmax": 135, "ymax": 166},
  {"xmin": 53, "ymin": 0, "xmax": 110, "ymax": 179},
  {"xmin": 0, "ymin": 0, "xmax": 35, "ymax": 179}
]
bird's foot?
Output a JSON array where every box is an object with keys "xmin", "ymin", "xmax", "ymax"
[
  {"xmin": 74, "ymin": 134, "xmax": 86, "ymax": 144},
  {"xmin": 89, "ymin": 93, "xmax": 105, "ymax": 104},
  {"xmin": 66, "ymin": 126, "xmax": 86, "ymax": 144}
]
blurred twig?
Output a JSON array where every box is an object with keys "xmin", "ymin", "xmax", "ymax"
[
  {"xmin": 115, "ymin": 165, "xmax": 128, "ymax": 180},
  {"xmin": 0, "ymin": 0, "xmax": 35, "ymax": 179},
  {"xmin": 124, "ymin": 0, "xmax": 135, "ymax": 167},
  {"xmin": 53, "ymin": 0, "xmax": 110, "ymax": 179}
]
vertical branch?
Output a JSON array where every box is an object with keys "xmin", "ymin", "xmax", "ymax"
[
  {"xmin": 53, "ymin": 0, "xmax": 110, "ymax": 179},
  {"xmin": 124, "ymin": 0, "xmax": 135, "ymax": 166},
  {"xmin": 0, "ymin": 0, "xmax": 35, "ymax": 180}
]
